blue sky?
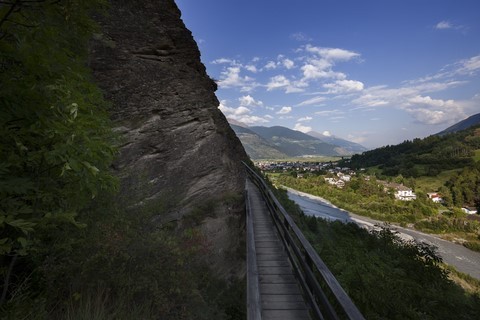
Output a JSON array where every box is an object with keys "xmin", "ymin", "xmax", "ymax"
[{"xmin": 175, "ymin": 0, "xmax": 480, "ymax": 148}]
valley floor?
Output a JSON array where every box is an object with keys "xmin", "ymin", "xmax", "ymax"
[{"xmin": 286, "ymin": 187, "xmax": 480, "ymax": 280}]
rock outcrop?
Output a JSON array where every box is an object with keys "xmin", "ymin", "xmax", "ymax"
[{"xmin": 90, "ymin": 0, "xmax": 248, "ymax": 277}]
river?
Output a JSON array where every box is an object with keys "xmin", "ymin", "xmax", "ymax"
[{"xmin": 286, "ymin": 187, "xmax": 480, "ymax": 280}]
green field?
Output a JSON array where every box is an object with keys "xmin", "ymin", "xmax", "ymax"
[{"xmin": 414, "ymin": 169, "xmax": 461, "ymax": 192}]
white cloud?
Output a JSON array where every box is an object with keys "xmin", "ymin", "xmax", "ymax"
[
  {"xmin": 212, "ymin": 58, "xmax": 235, "ymax": 64},
  {"xmin": 236, "ymin": 115, "xmax": 270, "ymax": 124},
  {"xmin": 456, "ymin": 55, "xmax": 480, "ymax": 75},
  {"xmin": 298, "ymin": 116, "xmax": 313, "ymax": 122},
  {"xmin": 297, "ymin": 96, "xmax": 326, "ymax": 106},
  {"xmin": 404, "ymin": 95, "xmax": 465, "ymax": 125},
  {"xmin": 218, "ymin": 100, "xmax": 269, "ymax": 125},
  {"xmin": 435, "ymin": 21, "xmax": 452, "ymax": 30},
  {"xmin": 434, "ymin": 20, "xmax": 466, "ymax": 31},
  {"xmin": 264, "ymin": 61, "xmax": 277, "ymax": 70},
  {"xmin": 404, "ymin": 108, "xmax": 449, "ymax": 125},
  {"xmin": 245, "ymin": 65, "xmax": 258, "ymax": 73},
  {"xmin": 351, "ymin": 73, "xmax": 471, "ymax": 126},
  {"xmin": 219, "ymin": 103, "xmax": 250, "ymax": 116},
  {"xmin": 315, "ymin": 109, "xmax": 345, "ymax": 116},
  {"xmin": 294, "ymin": 123, "xmax": 312, "ymax": 133},
  {"xmin": 352, "ymin": 78, "xmax": 469, "ymax": 125},
  {"xmin": 408, "ymin": 55, "xmax": 480, "ymax": 84},
  {"xmin": 290, "ymin": 32, "xmax": 312, "ymax": 42},
  {"xmin": 276, "ymin": 106, "xmax": 292, "ymax": 114},
  {"xmin": 297, "ymin": 45, "xmax": 359, "ymax": 82},
  {"xmin": 285, "ymin": 84, "xmax": 306, "ymax": 93},
  {"xmin": 322, "ymin": 131, "xmax": 331, "ymax": 137},
  {"xmin": 323, "ymin": 79, "xmax": 364, "ymax": 93},
  {"xmin": 283, "ymin": 58, "xmax": 295, "ymax": 69},
  {"xmin": 301, "ymin": 63, "xmax": 346, "ymax": 80},
  {"xmin": 266, "ymin": 75, "xmax": 290, "ymax": 91},
  {"xmin": 234, "ymin": 106, "xmax": 251, "ymax": 115},
  {"xmin": 239, "ymin": 95, "xmax": 263, "ymax": 107},
  {"xmin": 408, "ymin": 95, "xmax": 447, "ymax": 108},
  {"xmin": 218, "ymin": 66, "xmax": 258, "ymax": 92},
  {"xmin": 305, "ymin": 45, "xmax": 360, "ymax": 61}
]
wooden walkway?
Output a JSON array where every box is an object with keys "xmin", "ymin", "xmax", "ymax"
[{"xmin": 246, "ymin": 179, "xmax": 311, "ymax": 320}]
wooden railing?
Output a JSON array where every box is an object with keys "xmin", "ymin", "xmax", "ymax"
[
  {"xmin": 245, "ymin": 188, "xmax": 262, "ymax": 320},
  {"xmin": 244, "ymin": 162, "xmax": 365, "ymax": 320}
]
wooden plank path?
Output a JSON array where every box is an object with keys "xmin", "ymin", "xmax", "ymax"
[{"xmin": 246, "ymin": 179, "xmax": 311, "ymax": 320}]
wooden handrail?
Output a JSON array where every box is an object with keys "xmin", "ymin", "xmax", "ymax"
[
  {"xmin": 243, "ymin": 162, "xmax": 365, "ymax": 320},
  {"xmin": 245, "ymin": 188, "xmax": 262, "ymax": 320}
]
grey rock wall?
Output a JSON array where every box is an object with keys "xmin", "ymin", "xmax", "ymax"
[{"xmin": 90, "ymin": 0, "xmax": 247, "ymax": 277}]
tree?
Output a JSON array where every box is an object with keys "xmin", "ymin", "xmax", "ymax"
[
  {"xmin": 438, "ymin": 186, "xmax": 453, "ymax": 207},
  {"xmin": 0, "ymin": 0, "xmax": 115, "ymax": 305},
  {"xmin": 451, "ymin": 187, "xmax": 464, "ymax": 207}
]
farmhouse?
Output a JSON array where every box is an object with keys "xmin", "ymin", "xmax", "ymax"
[
  {"xmin": 379, "ymin": 181, "xmax": 417, "ymax": 201},
  {"xmin": 427, "ymin": 192, "xmax": 443, "ymax": 203}
]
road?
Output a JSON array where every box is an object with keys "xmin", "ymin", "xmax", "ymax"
[{"xmin": 286, "ymin": 187, "xmax": 480, "ymax": 280}]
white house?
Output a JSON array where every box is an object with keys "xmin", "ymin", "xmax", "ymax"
[
  {"xmin": 380, "ymin": 181, "xmax": 417, "ymax": 201},
  {"xmin": 462, "ymin": 207, "xmax": 478, "ymax": 215},
  {"xmin": 427, "ymin": 193, "xmax": 443, "ymax": 203},
  {"xmin": 395, "ymin": 186, "xmax": 417, "ymax": 201},
  {"xmin": 324, "ymin": 177, "xmax": 345, "ymax": 188},
  {"xmin": 324, "ymin": 177, "xmax": 336, "ymax": 185},
  {"xmin": 335, "ymin": 180, "xmax": 345, "ymax": 188}
]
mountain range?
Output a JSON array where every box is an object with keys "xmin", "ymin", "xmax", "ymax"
[
  {"xmin": 228, "ymin": 120, "xmax": 368, "ymax": 159},
  {"xmin": 229, "ymin": 112, "xmax": 480, "ymax": 160},
  {"xmin": 306, "ymin": 131, "xmax": 368, "ymax": 154}
]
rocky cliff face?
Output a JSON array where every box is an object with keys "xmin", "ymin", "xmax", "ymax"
[{"xmin": 90, "ymin": 0, "xmax": 247, "ymax": 277}]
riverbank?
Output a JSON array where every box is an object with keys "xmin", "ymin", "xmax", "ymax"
[{"xmin": 285, "ymin": 186, "xmax": 480, "ymax": 280}]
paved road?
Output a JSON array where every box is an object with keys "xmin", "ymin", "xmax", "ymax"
[{"xmin": 286, "ymin": 187, "xmax": 480, "ymax": 280}]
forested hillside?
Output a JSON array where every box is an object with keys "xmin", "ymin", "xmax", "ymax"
[
  {"xmin": 348, "ymin": 125, "xmax": 480, "ymax": 177},
  {"xmin": 345, "ymin": 125, "xmax": 480, "ymax": 211}
]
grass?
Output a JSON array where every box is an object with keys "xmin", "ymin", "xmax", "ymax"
[
  {"xmin": 474, "ymin": 149, "xmax": 480, "ymax": 162},
  {"xmin": 265, "ymin": 172, "xmax": 281, "ymax": 179},
  {"xmin": 414, "ymin": 169, "xmax": 461, "ymax": 192},
  {"xmin": 443, "ymin": 264, "xmax": 480, "ymax": 295}
]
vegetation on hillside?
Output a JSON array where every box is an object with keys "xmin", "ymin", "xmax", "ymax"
[
  {"xmin": 276, "ymin": 173, "xmax": 480, "ymax": 250},
  {"xmin": 270, "ymin": 185, "xmax": 480, "ymax": 319},
  {"xmin": 323, "ymin": 125, "xmax": 480, "ymax": 249},
  {"xmin": 347, "ymin": 125, "xmax": 480, "ymax": 178},
  {"xmin": 0, "ymin": 1, "xmax": 244, "ymax": 319}
]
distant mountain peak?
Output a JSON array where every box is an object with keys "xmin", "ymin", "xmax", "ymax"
[
  {"xmin": 306, "ymin": 130, "xmax": 368, "ymax": 153},
  {"xmin": 436, "ymin": 113, "xmax": 480, "ymax": 136},
  {"xmin": 229, "ymin": 124, "xmax": 368, "ymax": 159}
]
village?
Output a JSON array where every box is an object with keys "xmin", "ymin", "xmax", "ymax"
[{"xmin": 255, "ymin": 160, "xmax": 479, "ymax": 215}]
